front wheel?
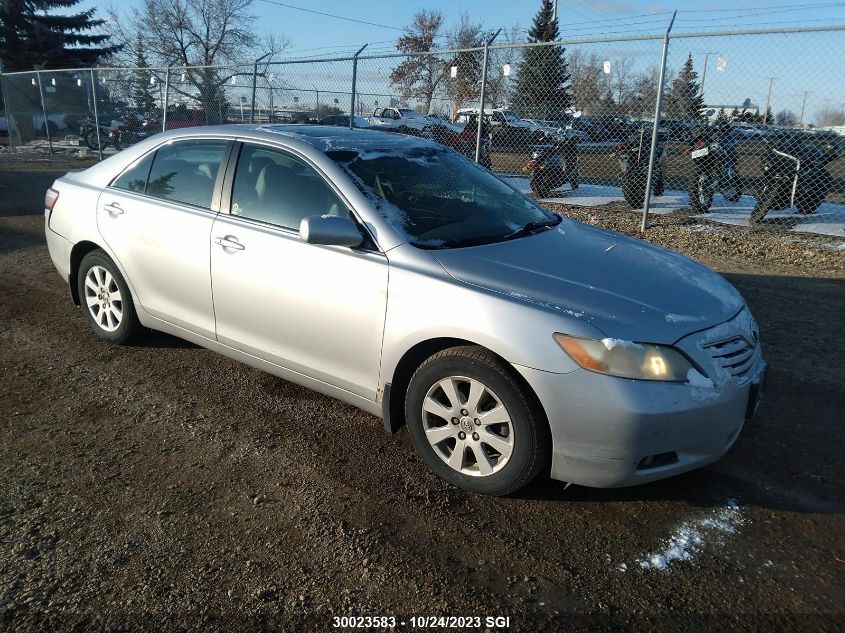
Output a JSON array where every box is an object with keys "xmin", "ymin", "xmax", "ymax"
[
  {"xmin": 688, "ymin": 170, "xmax": 714, "ymax": 213},
  {"xmin": 405, "ymin": 346, "xmax": 550, "ymax": 496},
  {"xmin": 721, "ymin": 166, "xmax": 741, "ymax": 202},
  {"xmin": 77, "ymin": 250, "xmax": 142, "ymax": 344}
]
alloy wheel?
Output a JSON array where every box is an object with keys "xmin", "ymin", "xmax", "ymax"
[
  {"xmin": 84, "ymin": 265, "xmax": 123, "ymax": 332},
  {"xmin": 421, "ymin": 376, "xmax": 514, "ymax": 477}
]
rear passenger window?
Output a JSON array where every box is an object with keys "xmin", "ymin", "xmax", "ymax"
[
  {"xmin": 111, "ymin": 152, "xmax": 154, "ymax": 193},
  {"xmin": 230, "ymin": 144, "xmax": 350, "ymax": 229},
  {"xmin": 145, "ymin": 140, "xmax": 231, "ymax": 209}
]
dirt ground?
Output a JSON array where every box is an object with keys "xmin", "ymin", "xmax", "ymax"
[{"xmin": 0, "ymin": 162, "xmax": 843, "ymax": 632}]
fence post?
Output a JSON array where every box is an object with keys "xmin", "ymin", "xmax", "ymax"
[
  {"xmin": 349, "ymin": 44, "xmax": 368, "ymax": 129},
  {"xmin": 476, "ymin": 29, "xmax": 501, "ymax": 163},
  {"xmin": 90, "ymin": 68, "xmax": 102, "ymax": 161},
  {"xmin": 162, "ymin": 64, "xmax": 172, "ymax": 132},
  {"xmin": 0, "ymin": 62, "xmax": 13, "ymax": 151},
  {"xmin": 251, "ymin": 53, "xmax": 272, "ymax": 124},
  {"xmin": 641, "ymin": 10, "xmax": 676, "ymax": 233},
  {"xmin": 35, "ymin": 70, "xmax": 53, "ymax": 154}
]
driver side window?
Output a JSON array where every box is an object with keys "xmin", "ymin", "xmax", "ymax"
[{"xmin": 229, "ymin": 144, "xmax": 351, "ymax": 230}]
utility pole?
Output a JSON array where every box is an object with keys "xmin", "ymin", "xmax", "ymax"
[
  {"xmin": 552, "ymin": 0, "xmax": 558, "ymax": 21},
  {"xmin": 798, "ymin": 90, "xmax": 809, "ymax": 126},
  {"xmin": 763, "ymin": 77, "xmax": 776, "ymax": 124},
  {"xmin": 699, "ymin": 52, "xmax": 719, "ymax": 97}
]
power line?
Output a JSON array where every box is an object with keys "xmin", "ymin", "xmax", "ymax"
[{"xmin": 254, "ymin": 0, "xmax": 407, "ymax": 32}]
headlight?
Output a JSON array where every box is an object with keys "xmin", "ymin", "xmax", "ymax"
[
  {"xmin": 554, "ymin": 334, "xmax": 695, "ymax": 381},
  {"xmin": 531, "ymin": 151, "xmax": 540, "ymax": 159}
]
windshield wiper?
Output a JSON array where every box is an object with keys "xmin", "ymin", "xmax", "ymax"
[{"xmin": 503, "ymin": 216, "xmax": 562, "ymax": 240}]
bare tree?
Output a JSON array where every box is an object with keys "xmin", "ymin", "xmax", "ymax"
[
  {"xmin": 568, "ymin": 49, "xmax": 603, "ymax": 114},
  {"xmin": 485, "ymin": 26, "xmax": 521, "ymax": 110},
  {"xmin": 107, "ymin": 0, "xmax": 288, "ymax": 122},
  {"xmin": 815, "ymin": 106, "xmax": 845, "ymax": 127},
  {"xmin": 389, "ymin": 10, "xmax": 445, "ymax": 115},
  {"xmin": 443, "ymin": 14, "xmax": 485, "ymax": 117}
]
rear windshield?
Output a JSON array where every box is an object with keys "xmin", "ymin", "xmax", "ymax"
[{"xmin": 328, "ymin": 147, "xmax": 556, "ymax": 248}]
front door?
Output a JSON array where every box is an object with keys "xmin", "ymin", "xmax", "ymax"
[{"xmin": 210, "ymin": 142, "xmax": 388, "ymax": 399}]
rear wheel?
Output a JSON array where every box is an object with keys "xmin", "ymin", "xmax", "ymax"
[
  {"xmin": 76, "ymin": 250, "xmax": 141, "ymax": 344},
  {"xmin": 84, "ymin": 129, "xmax": 104, "ymax": 150},
  {"xmin": 530, "ymin": 173, "xmax": 550, "ymax": 198},
  {"xmin": 405, "ymin": 346, "xmax": 550, "ymax": 496},
  {"xmin": 622, "ymin": 172, "xmax": 647, "ymax": 208},
  {"xmin": 688, "ymin": 170, "xmax": 714, "ymax": 213}
]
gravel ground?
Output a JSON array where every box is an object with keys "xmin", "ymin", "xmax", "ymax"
[{"xmin": 1, "ymin": 163, "xmax": 843, "ymax": 632}]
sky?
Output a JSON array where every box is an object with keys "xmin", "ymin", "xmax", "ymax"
[{"xmin": 84, "ymin": 1, "xmax": 845, "ymax": 124}]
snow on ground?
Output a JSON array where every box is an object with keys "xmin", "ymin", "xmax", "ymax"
[
  {"xmin": 503, "ymin": 176, "xmax": 845, "ymax": 238},
  {"xmin": 619, "ymin": 499, "xmax": 746, "ymax": 572}
]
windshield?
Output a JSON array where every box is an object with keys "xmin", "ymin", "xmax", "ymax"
[
  {"xmin": 329, "ymin": 147, "xmax": 558, "ymax": 248},
  {"xmin": 500, "ymin": 110, "xmax": 521, "ymax": 123}
]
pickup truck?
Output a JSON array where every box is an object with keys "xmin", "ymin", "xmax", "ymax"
[{"xmin": 367, "ymin": 107, "xmax": 431, "ymax": 135}]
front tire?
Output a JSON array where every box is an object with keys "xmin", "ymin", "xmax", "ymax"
[
  {"xmin": 405, "ymin": 346, "xmax": 550, "ymax": 496},
  {"xmin": 77, "ymin": 250, "xmax": 141, "ymax": 344}
]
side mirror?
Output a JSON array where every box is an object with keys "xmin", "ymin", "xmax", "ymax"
[{"xmin": 299, "ymin": 215, "xmax": 363, "ymax": 248}]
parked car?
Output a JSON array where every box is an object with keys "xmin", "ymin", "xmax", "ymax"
[
  {"xmin": 44, "ymin": 125, "xmax": 766, "ymax": 495},
  {"xmin": 455, "ymin": 108, "xmax": 545, "ymax": 148},
  {"xmin": 319, "ymin": 115, "xmax": 372, "ymax": 128},
  {"xmin": 368, "ymin": 107, "xmax": 431, "ymax": 135}
]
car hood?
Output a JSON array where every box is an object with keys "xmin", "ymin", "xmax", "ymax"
[{"xmin": 430, "ymin": 219, "xmax": 744, "ymax": 343}]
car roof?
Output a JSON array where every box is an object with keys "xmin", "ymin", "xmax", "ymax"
[{"xmin": 157, "ymin": 123, "xmax": 439, "ymax": 154}]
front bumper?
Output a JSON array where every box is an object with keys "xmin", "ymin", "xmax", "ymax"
[{"xmin": 515, "ymin": 357, "xmax": 766, "ymax": 488}]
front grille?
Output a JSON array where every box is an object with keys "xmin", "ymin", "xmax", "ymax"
[{"xmin": 703, "ymin": 335, "xmax": 758, "ymax": 384}]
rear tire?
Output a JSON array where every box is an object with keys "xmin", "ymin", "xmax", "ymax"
[
  {"xmin": 405, "ymin": 346, "xmax": 550, "ymax": 496},
  {"xmin": 76, "ymin": 250, "xmax": 141, "ymax": 344},
  {"xmin": 530, "ymin": 174, "xmax": 550, "ymax": 198},
  {"xmin": 622, "ymin": 173, "xmax": 647, "ymax": 208},
  {"xmin": 688, "ymin": 171, "xmax": 714, "ymax": 213}
]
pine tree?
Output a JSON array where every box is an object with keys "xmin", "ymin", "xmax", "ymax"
[
  {"xmin": 665, "ymin": 54, "xmax": 705, "ymax": 120},
  {"xmin": 0, "ymin": 0, "xmax": 120, "ymax": 71},
  {"xmin": 131, "ymin": 36, "xmax": 156, "ymax": 115},
  {"xmin": 512, "ymin": 0, "xmax": 572, "ymax": 119}
]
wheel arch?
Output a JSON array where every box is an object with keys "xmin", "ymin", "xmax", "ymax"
[
  {"xmin": 383, "ymin": 337, "xmax": 549, "ymax": 437},
  {"xmin": 68, "ymin": 240, "xmax": 104, "ymax": 305}
]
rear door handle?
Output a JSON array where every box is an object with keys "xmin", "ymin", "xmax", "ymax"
[
  {"xmin": 214, "ymin": 235, "xmax": 245, "ymax": 251},
  {"xmin": 104, "ymin": 202, "xmax": 124, "ymax": 216}
]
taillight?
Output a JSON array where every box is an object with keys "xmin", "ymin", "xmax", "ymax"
[
  {"xmin": 526, "ymin": 160, "xmax": 536, "ymax": 170},
  {"xmin": 695, "ymin": 139, "xmax": 706, "ymax": 147},
  {"xmin": 616, "ymin": 143, "xmax": 629, "ymax": 151},
  {"xmin": 45, "ymin": 188, "xmax": 60, "ymax": 211}
]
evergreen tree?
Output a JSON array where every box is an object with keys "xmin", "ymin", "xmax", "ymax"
[
  {"xmin": 0, "ymin": 0, "xmax": 119, "ymax": 71},
  {"xmin": 131, "ymin": 36, "xmax": 156, "ymax": 114},
  {"xmin": 665, "ymin": 54, "xmax": 705, "ymax": 120},
  {"xmin": 512, "ymin": 0, "xmax": 572, "ymax": 119}
]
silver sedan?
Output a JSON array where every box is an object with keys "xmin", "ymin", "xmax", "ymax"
[{"xmin": 44, "ymin": 125, "xmax": 766, "ymax": 495}]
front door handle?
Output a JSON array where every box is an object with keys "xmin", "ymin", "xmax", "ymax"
[
  {"xmin": 214, "ymin": 235, "xmax": 245, "ymax": 251},
  {"xmin": 104, "ymin": 202, "xmax": 124, "ymax": 216}
]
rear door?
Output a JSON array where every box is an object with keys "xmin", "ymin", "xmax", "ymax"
[
  {"xmin": 96, "ymin": 138, "xmax": 233, "ymax": 338},
  {"xmin": 210, "ymin": 142, "xmax": 388, "ymax": 398}
]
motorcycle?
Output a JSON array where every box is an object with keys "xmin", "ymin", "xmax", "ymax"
[
  {"xmin": 117, "ymin": 115, "xmax": 159, "ymax": 147},
  {"xmin": 615, "ymin": 126, "xmax": 666, "ymax": 208},
  {"xmin": 684, "ymin": 119, "xmax": 742, "ymax": 212},
  {"xmin": 749, "ymin": 133, "xmax": 837, "ymax": 225},
  {"xmin": 80, "ymin": 116, "xmax": 121, "ymax": 151},
  {"xmin": 524, "ymin": 112, "xmax": 582, "ymax": 198}
]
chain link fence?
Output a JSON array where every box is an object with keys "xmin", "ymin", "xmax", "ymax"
[{"xmin": 2, "ymin": 25, "xmax": 843, "ymax": 238}]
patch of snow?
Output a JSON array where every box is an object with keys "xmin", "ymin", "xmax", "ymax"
[
  {"xmin": 507, "ymin": 291, "xmax": 586, "ymax": 318},
  {"xmin": 665, "ymin": 313, "xmax": 705, "ymax": 323},
  {"xmin": 634, "ymin": 499, "xmax": 745, "ymax": 571},
  {"xmin": 687, "ymin": 368, "xmax": 715, "ymax": 389},
  {"xmin": 617, "ymin": 563, "xmax": 628, "ymax": 572},
  {"xmin": 602, "ymin": 338, "xmax": 643, "ymax": 351}
]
